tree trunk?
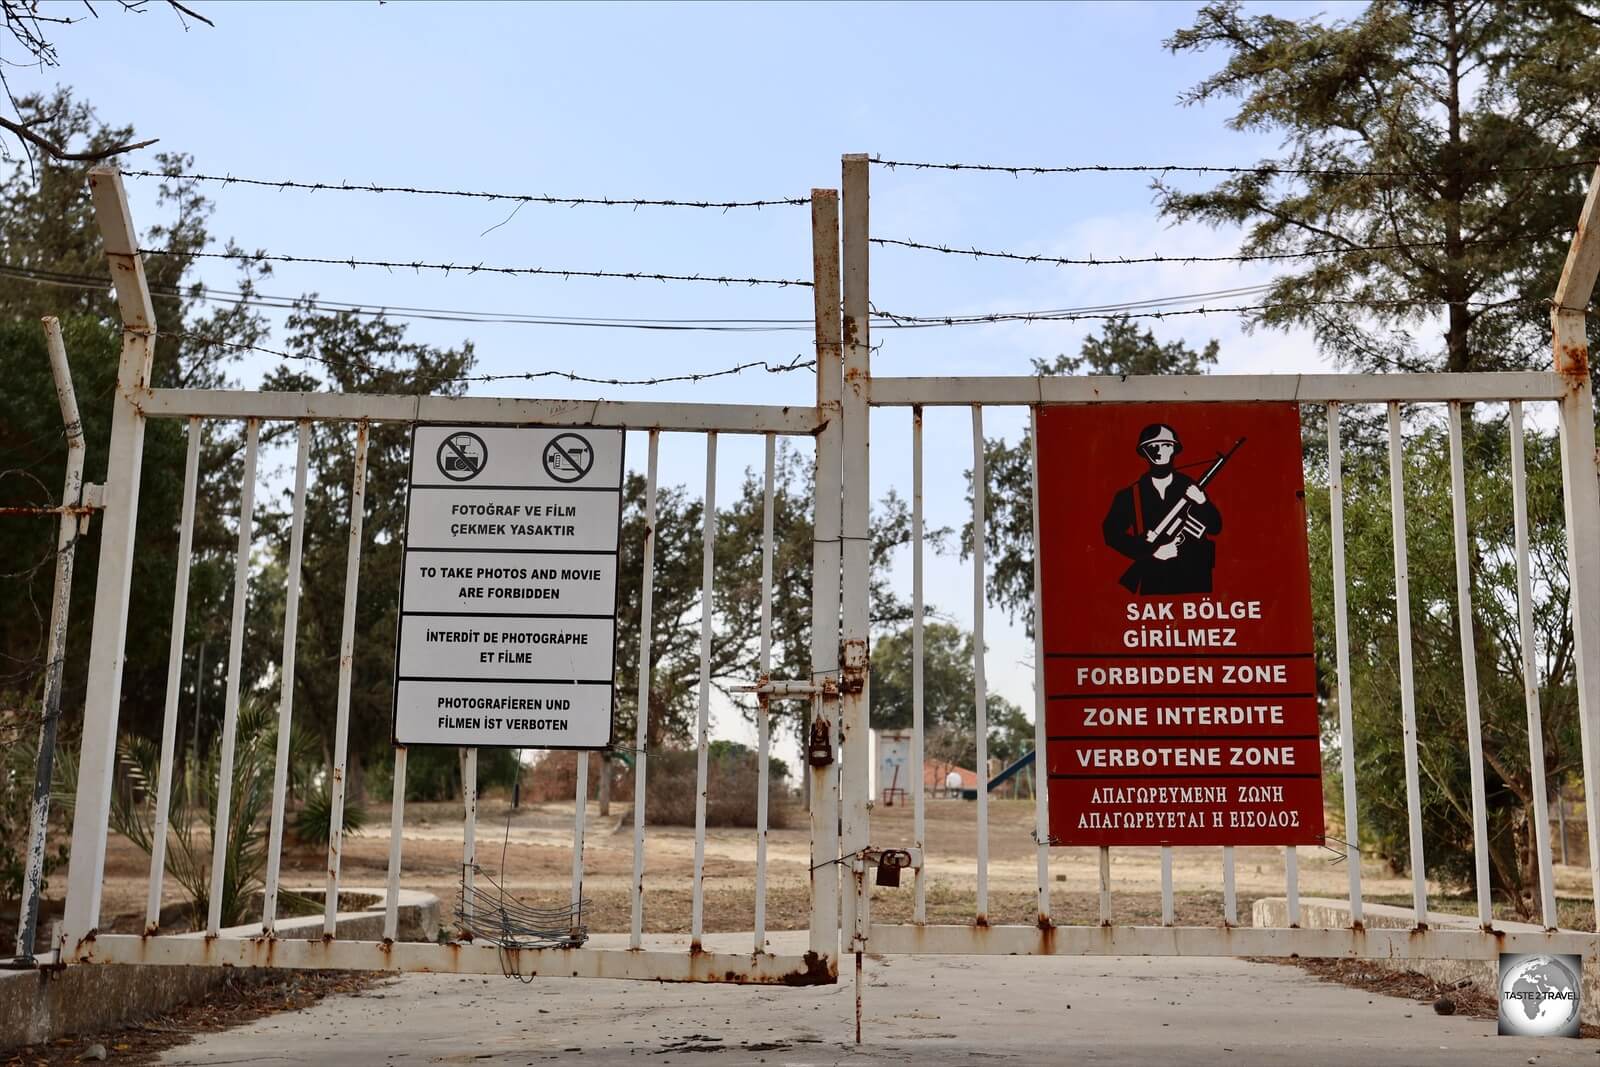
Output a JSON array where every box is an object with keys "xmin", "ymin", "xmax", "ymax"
[
  {"xmin": 598, "ymin": 754, "xmax": 612, "ymax": 816},
  {"xmin": 347, "ymin": 750, "xmax": 366, "ymax": 808}
]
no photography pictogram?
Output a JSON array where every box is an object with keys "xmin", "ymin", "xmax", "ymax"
[
  {"xmin": 437, "ymin": 431, "xmax": 488, "ymax": 482},
  {"xmin": 543, "ymin": 433, "xmax": 595, "ymax": 483}
]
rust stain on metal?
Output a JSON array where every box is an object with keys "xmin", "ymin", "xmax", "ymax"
[
  {"xmin": 0, "ymin": 504, "xmax": 98, "ymax": 518},
  {"xmin": 778, "ymin": 950, "xmax": 836, "ymax": 986}
]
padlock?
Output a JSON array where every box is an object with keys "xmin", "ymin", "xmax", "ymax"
[
  {"xmin": 807, "ymin": 719, "xmax": 834, "ymax": 768},
  {"xmin": 875, "ymin": 849, "xmax": 912, "ymax": 888}
]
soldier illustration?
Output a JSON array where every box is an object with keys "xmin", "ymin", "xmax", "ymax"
[{"xmin": 1102, "ymin": 425, "xmax": 1240, "ymax": 595}]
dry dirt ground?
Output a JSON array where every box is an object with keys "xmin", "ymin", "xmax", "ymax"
[{"xmin": 73, "ymin": 794, "xmax": 1595, "ymax": 935}]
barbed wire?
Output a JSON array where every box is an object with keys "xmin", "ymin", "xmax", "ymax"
[
  {"xmin": 870, "ymin": 228, "xmax": 1568, "ymax": 268},
  {"xmin": 119, "ymin": 169, "xmax": 812, "ymax": 210},
  {"xmin": 158, "ymin": 329, "xmax": 818, "ymax": 388},
  {"xmin": 3, "ymin": 262, "xmax": 1278, "ymax": 332},
  {"xmin": 141, "ymin": 248, "xmax": 812, "ymax": 288},
  {"xmin": 0, "ymin": 260, "xmax": 820, "ymax": 332},
  {"xmin": 869, "ymin": 155, "xmax": 1600, "ymax": 179},
  {"xmin": 872, "ymin": 294, "xmax": 1543, "ymax": 328}
]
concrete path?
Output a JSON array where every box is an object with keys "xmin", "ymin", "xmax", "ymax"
[{"xmin": 161, "ymin": 933, "xmax": 1595, "ymax": 1065}]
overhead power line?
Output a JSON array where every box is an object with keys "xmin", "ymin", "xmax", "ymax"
[
  {"xmin": 870, "ymin": 228, "xmax": 1568, "ymax": 268},
  {"xmin": 141, "ymin": 248, "xmax": 813, "ymax": 288},
  {"xmin": 4, "ymin": 263, "xmax": 1545, "ymax": 342},
  {"xmin": 119, "ymin": 169, "xmax": 811, "ymax": 210},
  {"xmin": 0, "ymin": 261, "xmax": 818, "ymax": 332},
  {"xmin": 869, "ymin": 155, "xmax": 1600, "ymax": 179}
]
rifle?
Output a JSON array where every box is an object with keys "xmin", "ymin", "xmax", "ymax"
[{"xmin": 1118, "ymin": 437, "xmax": 1245, "ymax": 592}]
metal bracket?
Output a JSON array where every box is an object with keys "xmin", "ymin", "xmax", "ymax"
[
  {"xmin": 735, "ymin": 678, "xmax": 824, "ymax": 698},
  {"xmin": 79, "ymin": 483, "xmax": 105, "ymax": 532}
]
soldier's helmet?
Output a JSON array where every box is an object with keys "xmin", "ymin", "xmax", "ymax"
[{"xmin": 1137, "ymin": 423, "xmax": 1182, "ymax": 460}]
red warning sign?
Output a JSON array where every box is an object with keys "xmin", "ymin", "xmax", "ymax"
[{"xmin": 1037, "ymin": 402, "xmax": 1323, "ymax": 847}]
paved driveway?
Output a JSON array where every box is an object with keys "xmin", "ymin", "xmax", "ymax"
[{"xmin": 161, "ymin": 933, "xmax": 1595, "ymax": 1065}]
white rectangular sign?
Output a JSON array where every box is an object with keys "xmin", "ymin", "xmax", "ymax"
[{"xmin": 392, "ymin": 424, "xmax": 624, "ymax": 749}]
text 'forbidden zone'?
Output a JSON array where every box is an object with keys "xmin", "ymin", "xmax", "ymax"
[
  {"xmin": 392, "ymin": 425, "xmax": 624, "ymax": 749},
  {"xmin": 1036, "ymin": 402, "xmax": 1323, "ymax": 846}
]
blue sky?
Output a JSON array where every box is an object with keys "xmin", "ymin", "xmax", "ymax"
[{"xmin": 10, "ymin": 1, "xmax": 1359, "ymax": 756}]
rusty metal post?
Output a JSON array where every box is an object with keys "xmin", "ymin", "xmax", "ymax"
[
  {"xmin": 14, "ymin": 317, "xmax": 87, "ymax": 963},
  {"xmin": 840, "ymin": 153, "xmax": 872, "ymax": 1040},
  {"xmin": 62, "ymin": 169, "xmax": 156, "ymax": 960},
  {"xmin": 1552, "ymin": 162, "xmax": 1600, "ymax": 929},
  {"xmin": 808, "ymin": 187, "xmax": 843, "ymax": 970}
]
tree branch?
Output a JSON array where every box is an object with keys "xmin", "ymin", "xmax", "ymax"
[{"xmin": 0, "ymin": 113, "xmax": 155, "ymax": 160}]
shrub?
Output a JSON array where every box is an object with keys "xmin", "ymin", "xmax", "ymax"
[
  {"xmin": 645, "ymin": 744, "xmax": 792, "ymax": 829},
  {"xmin": 292, "ymin": 783, "xmax": 368, "ymax": 848}
]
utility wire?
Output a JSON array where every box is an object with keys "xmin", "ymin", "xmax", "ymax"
[
  {"xmin": 869, "ymin": 155, "xmax": 1600, "ymax": 179},
  {"xmin": 119, "ymin": 169, "xmax": 811, "ymax": 210},
  {"xmin": 3, "ymin": 263, "xmax": 1545, "ymax": 342},
  {"xmin": 140, "ymin": 248, "xmax": 812, "ymax": 288},
  {"xmin": 870, "ymin": 228, "xmax": 1567, "ymax": 267},
  {"xmin": 0, "ymin": 261, "xmax": 818, "ymax": 332}
]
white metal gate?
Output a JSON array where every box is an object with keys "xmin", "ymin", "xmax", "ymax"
[
  {"xmin": 52, "ymin": 171, "xmax": 844, "ymax": 984},
  {"xmin": 43, "ymin": 155, "xmax": 1600, "ymax": 991},
  {"xmin": 834, "ymin": 154, "xmax": 1600, "ymax": 970}
]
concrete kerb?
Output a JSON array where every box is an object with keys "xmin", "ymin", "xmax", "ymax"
[
  {"xmin": 1253, "ymin": 895, "xmax": 1600, "ymax": 1026},
  {"xmin": 0, "ymin": 888, "xmax": 440, "ymax": 1050}
]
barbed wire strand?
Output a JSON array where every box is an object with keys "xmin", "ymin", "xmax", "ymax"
[
  {"xmin": 119, "ymin": 169, "xmax": 811, "ymax": 210},
  {"xmin": 869, "ymin": 155, "xmax": 1600, "ymax": 179},
  {"xmin": 872, "ymin": 294, "xmax": 1543, "ymax": 328},
  {"xmin": 0, "ymin": 261, "xmax": 819, "ymax": 333},
  {"xmin": 155, "ymin": 329, "xmax": 817, "ymax": 388},
  {"xmin": 141, "ymin": 248, "xmax": 812, "ymax": 289},
  {"xmin": 870, "ymin": 227, "xmax": 1568, "ymax": 268}
]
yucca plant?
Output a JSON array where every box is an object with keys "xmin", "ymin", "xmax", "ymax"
[
  {"xmin": 57, "ymin": 697, "xmax": 278, "ymax": 930},
  {"xmin": 291, "ymin": 781, "xmax": 367, "ymax": 849}
]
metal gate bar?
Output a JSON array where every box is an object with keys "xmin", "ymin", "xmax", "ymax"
[
  {"xmin": 262, "ymin": 422, "xmax": 310, "ymax": 933},
  {"xmin": 146, "ymin": 418, "xmax": 200, "ymax": 934},
  {"xmin": 970, "ymin": 404, "xmax": 990, "ymax": 922},
  {"xmin": 1444, "ymin": 401, "xmax": 1493, "ymax": 929},
  {"xmin": 629, "ymin": 429, "xmax": 659, "ymax": 949},
  {"xmin": 1326, "ymin": 401, "xmax": 1362, "ymax": 924},
  {"xmin": 206, "ymin": 418, "xmax": 258, "ymax": 937},
  {"xmin": 1510, "ymin": 400, "xmax": 1560, "ymax": 928},
  {"xmin": 1384, "ymin": 403, "xmax": 1428, "ymax": 924},
  {"xmin": 325, "ymin": 423, "xmax": 369, "ymax": 933},
  {"xmin": 690, "ymin": 433, "xmax": 718, "ymax": 948}
]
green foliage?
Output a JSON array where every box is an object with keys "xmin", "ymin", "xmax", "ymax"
[
  {"xmin": 970, "ymin": 316, "xmax": 1221, "ymax": 632},
  {"xmin": 260, "ymin": 307, "xmax": 474, "ymax": 806},
  {"xmin": 1161, "ymin": 1, "xmax": 1600, "ymax": 376},
  {"xmin": 871, "ymin": 621, "xmax": 1026, "ymax": 772},
  {"xmin": 292, "ymin": 784, "xmax": 368, "ymax": 849},
  {"xmin": 1, "ymin": 90, "xmax": 274, "ymax": 800},
  {"xmin": 55, "ymin": 698, "xmax": 280, "ymax": 930},
  {"xmin": 707, "ymin": 738, "xmax": 789, "ymax": 783},
  {"xmin": 0, "ymin": 706, "xmax": 67, "ymax": 903}
]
